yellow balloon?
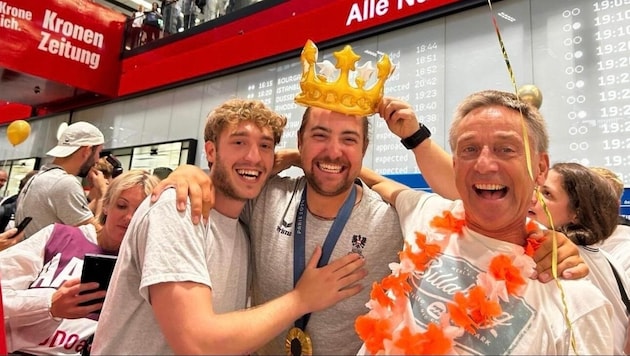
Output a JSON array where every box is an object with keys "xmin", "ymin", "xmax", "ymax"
[
  {"xmin": 517, "ymin": 84, "xmax": 543, "ymax": 109},
  {"xmin": 7, "ymin": 120, "xmax": 31, "ymax": 146}
]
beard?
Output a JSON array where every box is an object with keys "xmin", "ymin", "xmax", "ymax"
[
  {"xmin": 211, "ymin": 154, "xmax": 247, "ymax": 202},
  {"xmin": 77, "ymin": 155, "xmax": 96, "ymax": 178}
]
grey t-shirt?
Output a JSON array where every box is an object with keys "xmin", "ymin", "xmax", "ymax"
[
  {"xmin": 15, "ymin": 165, "xmax": 93, "ymax": 238},
  {"xmin": 92, "ymin": 189, "xmax": 249, "ymax": 355},
  {"xmin": 241, "ymin": 176, "xmax": 403, "ymax": 355}
]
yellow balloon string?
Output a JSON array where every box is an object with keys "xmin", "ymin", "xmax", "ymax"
[{"xmin": 486, "ymin": 1, "xmax": 577, "ymax": 353}]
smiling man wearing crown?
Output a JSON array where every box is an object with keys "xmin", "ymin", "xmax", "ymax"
[
  {"xmin": 160, "ymin": 41, "xmax": 591, "ymax": 356},
  {"xmin": 239, "ymin": 40, "xmax": 404, "ymax": 356}
]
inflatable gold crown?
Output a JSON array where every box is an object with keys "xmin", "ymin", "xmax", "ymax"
[{"xmin": 294, "ymin": 40, "xmax": 394, "ymax": 116}]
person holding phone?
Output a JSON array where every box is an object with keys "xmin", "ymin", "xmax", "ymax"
[
  {"xmin": 0, "ymin": 227, "xmax": 25, "ymax": 252},
  {"xmin": 0, "ymin": 170, "xmax": 39, "ymax": 234},
  {"xmin": 0, "ymin": 170, "xmax": 160, "ymax": 355},
  {"xmin": 0, "ymin": 214, "xmax": 31, "ymax": 251}
]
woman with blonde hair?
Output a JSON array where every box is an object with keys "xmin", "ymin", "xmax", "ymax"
[{"xmin": 0, "ymin": 170, "xmax": 159, "ymax": 355}]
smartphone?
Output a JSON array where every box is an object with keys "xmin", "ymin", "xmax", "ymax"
[
  {"xmin": 10, "ymin": 217, "xmax": 32, "ymax": 238},
  {"xmin": 105, "ymin": 154, "xmax": 123, "ymax": 178},
  {"xmin": 78, "ymin": 253, "xmax": 118, "ymax": 306}
]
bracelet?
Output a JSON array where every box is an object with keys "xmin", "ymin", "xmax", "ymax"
[
  {"xmin": 48, "ymin": 297, "xmax": 62, "ymax": 322},
  {"xmin": 400, "ymin": 124, "xmax": 432, "ymax": 150},
  {"xmin": 48, "ymin": 309, "xmax": 62, "ymax": 322}
]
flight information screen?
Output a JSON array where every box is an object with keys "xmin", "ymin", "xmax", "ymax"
[{"xmin": 201, "ymin": 0, "xmax": 630, "ymax": 187}]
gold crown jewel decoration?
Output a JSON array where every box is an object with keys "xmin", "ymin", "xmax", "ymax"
[{"xmin": 294, "ymin": 39, "xmax": 394, "ymax": 116}]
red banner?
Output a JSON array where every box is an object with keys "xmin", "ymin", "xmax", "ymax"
[{"xmin": 0, "ymin": 0, "xmax": 126, "ymax": 97}]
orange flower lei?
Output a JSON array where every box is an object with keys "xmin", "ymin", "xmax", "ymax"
[{"xmin": 355, "ymin": 211, "xmax": 542, "ymax": 355}]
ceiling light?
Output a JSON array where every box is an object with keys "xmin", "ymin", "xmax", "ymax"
[{"xmin": 498, "ymin": 11, "xmax": 516, "ymax": 22}]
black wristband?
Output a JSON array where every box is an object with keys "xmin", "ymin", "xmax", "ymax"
[{"xmin": 400, "ymin": 124, "xmax": 432, "ymax": 150}]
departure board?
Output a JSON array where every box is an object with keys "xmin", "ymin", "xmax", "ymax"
[
  {"xmin": 214, "ymin": 0, "xmax": 630, "ymax": 186},
  {"xmin": 532, "ymin": 0, "xmax": 630, "ymax": 185},
  {"xmin": 376, "ymin": 21, "xmax": 446, "ymax": 174}
]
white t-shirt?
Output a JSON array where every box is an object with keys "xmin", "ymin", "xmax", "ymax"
[
  {"xmin": 599, "ymin": 224, "xmax": 630, "ymax": 280},
  {"xmin": 132, "ymin": 11, "xmax": 144, "ymax": 27},
  {"xmin": 92, "ymin": 189, "xmax": 249, "ymax": 355},
  {"xmin": 15, "ymin": 165, "xmax": 92, "ymax": 238},
  {"xmin": 362, "ymin": 190, "xmax": 615, "ymax": 355}
]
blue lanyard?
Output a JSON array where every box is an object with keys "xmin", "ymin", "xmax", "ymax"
[{"xmin": 292, "ymin": 183, "xmax": 357, "ymax": 330}]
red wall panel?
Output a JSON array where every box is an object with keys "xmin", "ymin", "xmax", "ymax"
[
  {"xmin": 0, "ymin": 102, "xmax": 31, "ymax": 123},
  {"xmin": 119, "ymin": 0, "xmax": 461, "ymax": 96}
]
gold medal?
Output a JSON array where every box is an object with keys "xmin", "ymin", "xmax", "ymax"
[{"xmin": 285, "ymin": 327, "xmax": 313, "ymax": 356}]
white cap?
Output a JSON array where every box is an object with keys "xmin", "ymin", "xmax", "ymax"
[{"xmin": 46, "ymin": 122, "xmax": 105, "ymax": 158}]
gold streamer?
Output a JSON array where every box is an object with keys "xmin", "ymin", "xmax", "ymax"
[{"xmin": 486, "ymin": 1, "xmax": 577, "ymax": 353}]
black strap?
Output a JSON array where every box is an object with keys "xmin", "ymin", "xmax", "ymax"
[
  {"xmin": 19, "ymin": 166, "xmax": 64, "ymax": 198},
  {"xmin": 607, "ymin": 259, "xmax": 630, "ymax": 315},
  {"xmin": 80, "ymin": 334, "xmax": 94, "ymax": 356}
]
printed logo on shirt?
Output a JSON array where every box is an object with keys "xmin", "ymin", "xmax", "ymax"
[
  {"xmin": 38, "ymin": 329, "xmax": 90, "ymax": 353},
  {"xmin": 276, "ymin": 219, "xmax": 293, "ymax": 237},
  {"xmin": 409, "ymin": 254, "xmax": 534, "ymax": 355},
  {"xmin": 351, "ymin": 234, "xmax": 366, "ymax": 257},
  {"xmin": 30, "ymin": 253, "xmax": 83, "ymax": 289}
]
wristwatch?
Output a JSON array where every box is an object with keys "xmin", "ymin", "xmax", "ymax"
[{"xmin": 400, "ymin": 124, "xmax": 432, "ymax": 150}]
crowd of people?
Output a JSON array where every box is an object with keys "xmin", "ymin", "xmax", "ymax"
[
  {"xmin": 1, "ymin": 77, "xmax": 629, "ymax": 354},
  {"xmin": 125, "ymin": 0, "xmax": 264, "ymax": 49}
]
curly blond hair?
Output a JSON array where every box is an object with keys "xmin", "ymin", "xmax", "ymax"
[{"xmin": 204, "ymin": 98, "xmax": 287, "ymax": 145}]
